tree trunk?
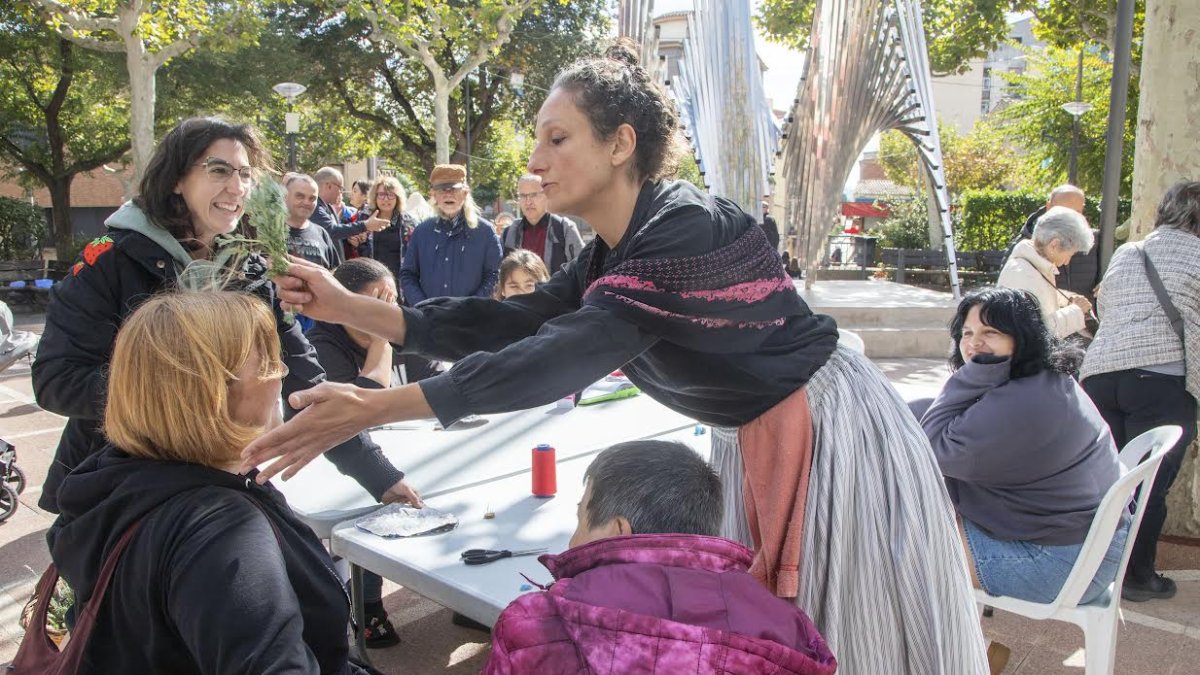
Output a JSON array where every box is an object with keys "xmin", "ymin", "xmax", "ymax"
[
  {"xmin": 1131, "ymin": 0, "xmax": 1200, "ymax": 538},
  {"xmin": 126, "ymin": 47, "xmax": 157, "ymax": 189},
  {"xmin": 1130, "ymin": 0, "xmax": 1200, "ymax": 241},
  {"xmin": 434, "ymin": 80, "xmax": 451, "ymax": 165},
  {"xmin": 46, "ymin": 176, "xmax": 74, "ymax": 258}
]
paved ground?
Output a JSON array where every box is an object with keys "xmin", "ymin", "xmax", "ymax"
[{"xmin": 2, "ymin": 311, "xmax": 1198, "ymax": 673}]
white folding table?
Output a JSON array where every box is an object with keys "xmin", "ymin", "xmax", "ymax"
[{"xmin": 275, "ymin": 393, "xmax": 695, "ymax": 538}]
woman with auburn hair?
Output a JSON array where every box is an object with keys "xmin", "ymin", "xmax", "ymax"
[
  {"xmin": 362, "ymin": 175, "xmax": 415, "ymax": 291},
  {"xmin": 247, "ymin": 41, "xmax": 986, "ymax": 673},
  {"xmin": 46, "ymin": 292, "xmax": 372, "ymax": 675},
  {"xmin": 32, "ymin": 116, "xmax": 415, "ymax": 516}
]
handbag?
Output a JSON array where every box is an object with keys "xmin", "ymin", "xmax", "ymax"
[
  {"xmin": 10, "ymin": 520, "xmax": 143, "ymax": 674},
  {"xmin": 1037, "ymin": 269, "xmax": 1098, "ymax": 344}
]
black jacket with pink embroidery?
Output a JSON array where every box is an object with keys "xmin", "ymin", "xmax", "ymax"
[{"xmin": 405, "ymin": 180, "xmax": 839, "ymax": 428}]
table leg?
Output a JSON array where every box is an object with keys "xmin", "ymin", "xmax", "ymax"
[{"xmin": 351, "ymin": 563, "xmax": 373, "ymax": 668}]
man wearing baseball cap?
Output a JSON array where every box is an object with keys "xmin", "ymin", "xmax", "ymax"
[{"xmin": 399, "ymin": 164, "xmax": 501, "ymax": 303}]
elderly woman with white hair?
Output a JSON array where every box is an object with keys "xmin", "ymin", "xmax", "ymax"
[{"xmin": 997, "ymin": 205, "xmax": 1095, "ymax": 339}]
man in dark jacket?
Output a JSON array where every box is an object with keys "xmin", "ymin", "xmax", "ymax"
[
  {"xmin": 1003, "ymin": 185, "xmax": 1099, "ymax": 302},
  {"xmin": 399, "ymin": 164, "xmax": 501, "ymax": 303},
  {"xmin": 500, "ymin": 174, "xmax": 584, "ymax": 273},
  {"xmin": 311, "ymin": 166, "xmax": 374, "ymax": 244}
]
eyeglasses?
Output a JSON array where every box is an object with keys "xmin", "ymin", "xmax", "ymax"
[
  {"xmin": 376, "ymin": 192, "xmax": 397, "ymax": 199},
  {"xmin": 197, "ymin": 157, "xmax": 255, "ymax": 186},
  {"xmin": 432, "ymin": 185, "xmax": 464, "ymax": 194},
  {"xmin": 517, "ymin": 191, "xmax": 544, "ymax": 200}
]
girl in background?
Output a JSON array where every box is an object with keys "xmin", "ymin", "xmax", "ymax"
[{"xmin": 494, "ymin": 249, "xmax": 550, "ymax": 300}]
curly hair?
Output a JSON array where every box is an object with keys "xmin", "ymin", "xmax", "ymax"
[
  {"xmin": 551, "ymin": 38, "xmax": 684, "ymax": 182},
  {"xmin": 134, "ymin": 117, "xmax": 271, "ymax": 247},
  {"xmin": 948, "ymin": 287, "xmax": 1083, "ymax": 378}
]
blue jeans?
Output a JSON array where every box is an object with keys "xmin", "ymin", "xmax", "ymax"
[{"xmin": 964, "ymin": 516, "xmax": 1129, "ymax": 605}]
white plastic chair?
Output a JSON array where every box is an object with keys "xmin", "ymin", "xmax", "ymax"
[{"xmin": 975, "ymin": 425, "xmax": 1183, "ymax": 675}]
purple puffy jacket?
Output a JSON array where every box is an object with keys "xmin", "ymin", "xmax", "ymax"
[{"xmin": 482, "ymin": 533, "xmax": 837, "ymax": 674}]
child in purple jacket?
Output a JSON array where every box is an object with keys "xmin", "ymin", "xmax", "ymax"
[{"xmin": 482, "ymin": 440, "xmax": 837, "ymax": 675}]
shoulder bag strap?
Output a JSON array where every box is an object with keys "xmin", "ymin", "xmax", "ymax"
[
  {"xmin": 1137, "ymin": 243, "xmax": 1185, "ymax": 341},
  {"xmin": 11, "ymin": 520, "xmax": 143, "ymax": 674}
]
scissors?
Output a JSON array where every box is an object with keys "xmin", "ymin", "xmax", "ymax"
[{"xmin": 460, "ymin": 547, "xmax": 548, "ymax": 566}]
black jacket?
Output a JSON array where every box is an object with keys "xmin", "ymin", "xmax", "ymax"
[
  {"xmin": 305, "ymin": 320, "xmax": 442, "ymax": 498},
  {"xmin": 311, "ymin": 198, "xmax": 366, "ymax": 242},
  {"xmin": 407, "ymin": 180, "xmax": 838, "ymax": 428},
  {"xmin": 1005, "ymin": 206, "xmax": 1100, "ymax": 303},
  {"xmin": 760, "ymin": 214, "xmax": 781, "ymax": 251},
  {"xmin": 47, "ymin": 446, "xmax": 358, "ymax": 675},
  {"xmin": 30, "ymin": 227, "xmax": 329, "ymax": 513},
  {"xmin": 366, "ymin": 210, "xmax": 416, "ymax": 283}
]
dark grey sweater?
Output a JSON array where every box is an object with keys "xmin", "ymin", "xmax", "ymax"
[{"xmin": 921, "ymin": 358, "xmax": 1121, "ymax": 546}]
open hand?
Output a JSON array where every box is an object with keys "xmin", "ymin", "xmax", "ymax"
[
  {"xmin": 242, "ymin": 381, "xmax": 380, "ymax": 482},
  {"xmin": 365, "ymin": 215, "xmax": 390, "ymax": 233}
]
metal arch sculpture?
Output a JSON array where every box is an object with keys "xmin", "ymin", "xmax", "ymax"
[
  {"xmin": 619, "ymin": 0, "xmax": 779, "ymax": 220},
  {"xmin": 777, "ymin": 0, "xmax": 962, "ymax": 297}
]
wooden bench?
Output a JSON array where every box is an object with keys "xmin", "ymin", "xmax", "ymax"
[{"xmin": 0, "ymin": 261, "xmax": 63, "ymax": 311}]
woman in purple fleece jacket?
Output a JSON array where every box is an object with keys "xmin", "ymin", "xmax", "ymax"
[
  {"xmin": 483, "ymin": 440, "xmax": 837, "ymax": 675},
  {"xmin": 921, "ymin": 288, "xmax": 1127, "ymax": 672}
]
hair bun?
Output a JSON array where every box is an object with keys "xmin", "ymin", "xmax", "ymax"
[{"xmin": 604, "ymin": 37, "xmax": 641, "ymax": 67}]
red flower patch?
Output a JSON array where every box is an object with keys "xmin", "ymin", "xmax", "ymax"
[{"xmin": 82, "ymin": 236, "xmax": 114, "ymax": 266}]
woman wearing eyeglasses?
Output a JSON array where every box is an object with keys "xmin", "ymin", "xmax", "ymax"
[
  {"xmin": 361, "ymin": 175, "xmax": 415, "ymax": 294},
  {"xmin": 32, "ymin": 117, "xmax": 416, "ymax": 516}
]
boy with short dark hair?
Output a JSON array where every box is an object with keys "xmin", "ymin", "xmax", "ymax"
[{"xmin": 483, "ymin": 440, "xmax": 837, "ymax": 674}]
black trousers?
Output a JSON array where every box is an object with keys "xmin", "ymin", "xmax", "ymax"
[{"xmin": 1082, "ymin": 369, "xmax": 1198, "ymax": 581}]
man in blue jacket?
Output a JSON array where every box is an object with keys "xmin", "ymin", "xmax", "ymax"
[{"xmin": 399, "ymin": 164, "xmax": 501, "ymax": 304}]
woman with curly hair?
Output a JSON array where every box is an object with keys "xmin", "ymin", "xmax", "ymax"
[{"xmin": 246, "ymin": 42, "xmax": 987, "ymax": 674}]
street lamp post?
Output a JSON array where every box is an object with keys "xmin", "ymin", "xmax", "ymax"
[
  {"xmin": 272, "ymin": 82, "xmax": 307, "ymax": 172},
  {"xmin": 1060, "ymin": 49, "xmax": 1091, "ymax": 186}
]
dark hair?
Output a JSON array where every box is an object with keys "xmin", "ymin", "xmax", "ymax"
[
  {"xmin": 494, "ymin": 249, "xmax": 550, "ymax": 299},
  {"xmin": 552, "ymin": 38, "xmax": 683, "ymax": 182},
  {"xmin": 1154, "ymin": 180, "xmax": 1200, "ymax": 236},
  {"xmin": 134, "ymin": 117, "xmax": 271, "ymax": 245},
  {"xmin": 333, "ymin": 257, "xmax": 391, "ymax": 293},
  {"xmin": 352, "ymin": 179, "xmax": 371, "ymax": 194},
  {"xmin": 583, "ymin": 440, "xmax": 722, "ymax": 536},
  {"xmin": 948, "ymin": 287, "xmax": 1082, "ymax": 377}
]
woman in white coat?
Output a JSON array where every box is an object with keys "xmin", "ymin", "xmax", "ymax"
[{"xmin": 997, "ymin": 206, "xmax": 1095, "ymax": 340}]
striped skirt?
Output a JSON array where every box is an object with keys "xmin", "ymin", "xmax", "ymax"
[{"xmin": 712, "ymin": 347, "xmax": 987, "ymax": 674}]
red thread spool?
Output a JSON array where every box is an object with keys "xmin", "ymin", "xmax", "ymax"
[{"xmin": 531, "ymin": 444, "xmax": 557, "ymax": 497}]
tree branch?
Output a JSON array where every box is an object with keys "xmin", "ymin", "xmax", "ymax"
[
  {"xmin": 378, "ymin": 65, "xmax": 433, "ymax": 145},
  {"xmin": 44, "ymin": 39, "xmax": 75, "ymax": 121},
  {"xmin": 0, "ymin": 138, "xmax": 53, "ymax": 186},
  {"xmin": 30, "ymin": 0, "xmax": 121, "ymax": 34},
  {"xmin": 150, "ymin": 36, "xmax": 199, "ymax": 68},
  {"xmin": 330, "ymin": 77, "xmax": 428, "ymax": 164},
  {"xmin": 65, "ymin": 142, "xmax": 132, "ymax": 176},
  {"xmin": 446, "ymin": 0, "xmax": 535, "ymax": 89}
]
